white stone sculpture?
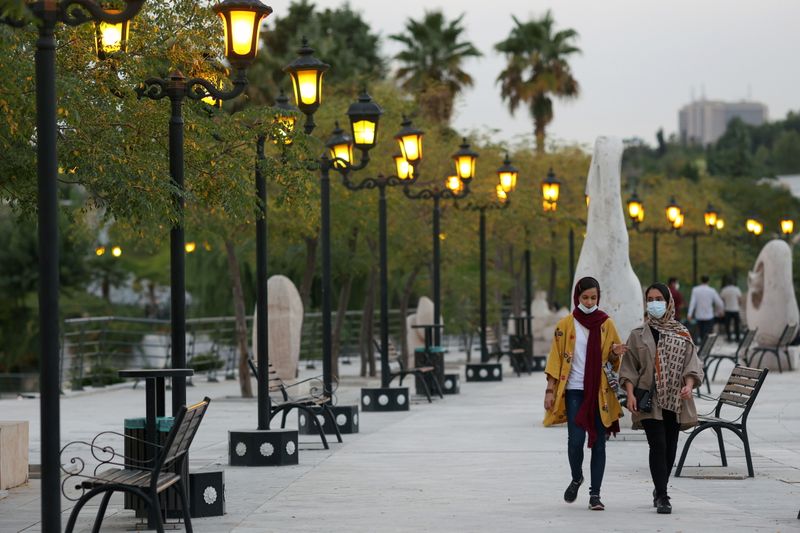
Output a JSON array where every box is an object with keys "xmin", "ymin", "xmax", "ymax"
[
  {"xmin": 573, "ymin": 136, "xmax": 643, "ymax": 341},
  {"xmin": 405, "ymin": 296, "xmax": 440, "ymax": 353},
  {"xmin": 745, "ymin": 239, "xmax": 799, "ymax": 365},
  {"xmin": 252, "ymin": 275, "xmax": 304, "ymax": 382},
  {"xmin": 530, "ymin": 291, "xmax": 565, "ymax": 342}
]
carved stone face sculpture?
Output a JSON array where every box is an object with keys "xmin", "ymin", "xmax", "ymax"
[
  {"xmin": 746, "ymin": 239, "xmax": 799, "ymax": 352},
  {"xmin": 573, "ymin": 136, "xmax": 643, "ymax": 341}
]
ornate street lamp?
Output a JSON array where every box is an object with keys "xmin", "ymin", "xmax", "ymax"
[
  {"xmin": 136, "ymin": 0, "xmax": 272, "ymax": 424},
  {"xmin": 1, "ymin": 2, "xmax": 147, "ymax": 529},
  {"xmin": 395, "ymin": 116, "xmax": 424, "ymax": 163},
  {"xmin": 704, "ymin": 204, "xmax": 719, "ymax": 230},
  {"xmin": 627, "ymin": 191, "xmax": 644, "ymax": 228},
  {"xmin": 780, "ymin": 216, "xmax": 795, "ymax": 237},
  {"xmin": 347, "ymin": 91, "xmax": 383, "ymax": 151},
  {"xmin": 452, "ymin": 138, "xmax": 478, "ymax": 182},
  {"xmin": 94, "ymin": 9, "xmax": 130, "ymax": 59},
  {"xmin": 665, "ymin": 196, "xmax": 681, "ymax": 224},
  {"xmin": 270, "ymin": 89, "xmax": 298, "ymax": 145},
  {"xmin": 672, "ymin": 210, "xmax": 684, "ymax": 230},
  {"xmin": 542, "ymin": 167, "xmax": 560, "ymax": 212},
  {"xmin": 446, "ymin": 175, "xmax": 464, "ymax": 194},
  {"xmin": 324, "ymin": 111, "xmax": 423, "ymax": 411},
  {"xmin": 284, "ymin": 38, "xmax": 329, "ymax": 133},
  {"xmin": 497, "ymin": 154, "xmax": 518, "ymax": 193}
]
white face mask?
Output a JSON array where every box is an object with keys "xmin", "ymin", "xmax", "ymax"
[
  {"xmin": 578, "ymin": 303, "xmax": 598, "ymax": 314},
  {"xmin": 647, "ymin": 300, "xmax": 667, "ymax": 319}
]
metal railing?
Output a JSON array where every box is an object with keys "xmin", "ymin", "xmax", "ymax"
[{"xmin": 57, "ymin": 309, "xmax": 414, "ymax": 392}]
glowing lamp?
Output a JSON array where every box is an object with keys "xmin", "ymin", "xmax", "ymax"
[
  {"xmin": 541, "ymin": 168, "xmax": 560, "ymax": 203},
  {"xmin": 497, "ymin": 154, "xmax": 518, "ymax": 193},
  {"xmin": 326, "ymin": 123, "xmax": 354, "ymax": 169},
  {"xmin": 394, "ymin": 116, "xmax": 424, "ymax": 163},
  {"xmin": 283, "ymin": 38, "xmax": 329, "ymax": 115},
  {"xmin": 94, "ymin": 9, "xmax": 130, "ymax": 60},
  {"xmin": 347, "ymin": 91, "xmax": 383, "ymax": 151},
  {"xmin": 452, "ymin": 138, "xmax": 478, "ymax": 182},
  {"xmin": 213, "ymin": 0, "xmax": 273, "ymax": 69},
  {"xmin": 394, "ymin": 154, "xmax": 414, "ymax": 180}
]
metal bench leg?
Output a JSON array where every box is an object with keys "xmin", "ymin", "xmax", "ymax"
[
  {"xmin": 430, "ymin": 373, "xmax": 444, "ymax": 399},
  {"xmin": 150, "ymin": 487, "xmax": 165, "ymax": 533},
  {"xmin": 300, "ymin": 406, "xmax": 329, "ymax": 449},
  {"xmin": 321, "ymin": 404, "xmax": 343, "ymax": 443},
  {"xmin": 713, "ymin": 427, "xmax": 727, "ymax": 466},
  {"xmin": 91, "ymin": 490, "xmax": 114, "ymax": 533},
  {"xmin": 675, "ymin": 424, "xmax": 708, "ymax": 477},
  {"xmin": 176, "ymin": 477, "xmax": 194, "ymax": 533},
  {"xmin": 741, "ymin": 429, "xmax": 755, "ymax": 477},
  {"xmin": 415, "ymin": 372, "xmax": 433, "ymax": 402}
]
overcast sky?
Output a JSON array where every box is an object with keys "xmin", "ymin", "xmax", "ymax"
[{"xmin": 303, "ymin": 0, "xmax": 800, "ymax": 149}]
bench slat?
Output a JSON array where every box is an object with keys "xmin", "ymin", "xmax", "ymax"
[
  {"xmin": 731, "ymin": 366, "xmax": 763, "ymax": 379},
  {"xmin": 723, "ymin": 384, "xmax": 756, "ymax": 396},
  {"xmin": 728, "ymin": 376, "xmax": 758, "ymax": 387},
  {"xmin": 719, "ymin": 392, "xmax": 750, "ymax": 407}
]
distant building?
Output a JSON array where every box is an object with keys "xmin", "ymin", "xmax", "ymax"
[{"xmin": 678, "ymin": 99, "xmax": 767, "ymax": 146}]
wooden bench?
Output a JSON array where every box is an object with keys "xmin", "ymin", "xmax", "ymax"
[
  {"xmin": 63, "ymin": 397, "xmax": 211, "ymax": 533},
  {"xmin": 704, "ymin": 328, "xmax": 757, "ymax": 383},
  {"xmin": 675, "ymin": 366, "xmax": 768, "ymax": 478},
  {"xmin": 248, "ymin": 359, "xmax": 342, "ymax": 449},
  {"xmin": 375, "ymin": 338, "xmax": 443, "ymax": 402},
  {"xmin": 479, "ymin": 327, "xmax": 528, "ymax": 376},
  {"xmin": 748, "ymin": 323, "xmax": 796, "ymax": 373}
]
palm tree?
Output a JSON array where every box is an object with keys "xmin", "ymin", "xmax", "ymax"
[
  {"xmin": 390, "ymin": 11, "xmax": 482, "ymax": 125},
  {"xmin": 495, "ymin": 12, "xmax": 581, "ymax": 153}
]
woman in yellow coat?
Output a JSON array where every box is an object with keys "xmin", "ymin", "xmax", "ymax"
[{"xmin": 543, "ymin": 276, "xmax": 626, "ymax": 511}]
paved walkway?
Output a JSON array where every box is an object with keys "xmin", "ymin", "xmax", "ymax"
[{"xmin": 1, "ymin": 352, "xmax": 799, "ymax": 532}]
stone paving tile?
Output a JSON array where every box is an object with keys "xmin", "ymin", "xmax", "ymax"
[{"xmin": 1, "ymin": 353, "xmax": 799, "ymax": 532}]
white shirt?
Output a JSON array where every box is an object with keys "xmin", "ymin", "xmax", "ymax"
[
  {"xmin": 567, "ymin": 318, "xmax": 589, "ymax": 390},
  {"xmin": 688, "ymin": 284, "xmax": 725, "ymax": 321},
  {"xmin": 720, "ymin": 285, "xmax": 742, "ymax": 312}
]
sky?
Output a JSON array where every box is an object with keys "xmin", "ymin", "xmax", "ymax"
[{"xmin": 302, "ymin": 0, "xmax": 800, "ymax": 149}]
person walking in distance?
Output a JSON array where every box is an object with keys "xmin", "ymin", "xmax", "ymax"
[
  {"xmin": 668, "ymin": 278, "xmax": 684, "ymax": 321},
  {"xmin": 719, "ymin": 277, "xmax": 743, "ymax": 343},
  {"xmin": 687, "ymin": 275, "xmax": 724, "ymax": 344},
  {"xmin": 543, "ymin": 277, "xmax": 627, "ymax": 511}
]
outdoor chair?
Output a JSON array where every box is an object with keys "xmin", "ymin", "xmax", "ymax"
[
  {"xmin": 483, "ymin": 327, "xmax": 529, "ymax": 376},
  {"xmin": 695, "ymin": 333, "xmax": 718, "ymax": 395},
  {"xmin": 62, "ymin": 397, "xmax": 211, "ymax": 533},
  {"xmin": 248, "ymin": 359, "xmax": 342, "ymax": 449},
  {"xmin": 748, "ymin": 323, "xmax": 796, "ymax": 373},
  {"xmin": 374, "ymin": 338, "xmax": 443, "ymax": 402},
  {"xmin": 704, "ymin": 328, "xmax": 757, "ymax": 383},
  {"xmin": 675, "ymin": 366, "xmax": 768, "ymax": 478}
]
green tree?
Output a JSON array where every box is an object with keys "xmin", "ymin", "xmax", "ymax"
[
  {"xmin": 495, "ymin": 11, "xmax": 581, "ymax": 154},
  {"xmin": 390, "ymin": 10, "xmax": 482, "ymax": 125},
  {"xmin": 772, "ymin": 130, "xmax": 800, "ymax": 174}
]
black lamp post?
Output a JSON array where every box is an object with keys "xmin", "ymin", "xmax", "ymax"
[
  {"xmin": 322, "ymin": 100, "xmax": 424, "ymax": 411},
  {"xmin": 136, "ymin": 0, "xmax": 272, "ymax": 417},
  {"xmin": 460, "ymin": 176, "xmax": 514, "ymax": 362},
  {"xmin": 403, "ymin": 139, "xmax": 478, "ymax": 347},
  {"xmin": 626, "ymin": 192, "xmax": 687, "ymax": 283},
  {"xmin": 0, "ymin": 3, "xmax": 145, "ymax": 530}
]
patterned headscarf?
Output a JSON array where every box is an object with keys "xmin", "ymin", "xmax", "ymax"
[{"xmin": 645, "ymin": 283, "xmax": 694, "ymax": 413}]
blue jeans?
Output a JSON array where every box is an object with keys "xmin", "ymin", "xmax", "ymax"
[{"xmin": 565, "ymin": 389, "xmax": 607, "ymax": 496}]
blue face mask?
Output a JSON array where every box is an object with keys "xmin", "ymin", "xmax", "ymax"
[
  {"xmin": 647, "ymin": 300, "xmax": 667, "ymax": 319},
  {"xmin": 578, "ymin": 303, "xmax": 598, "ymax": 314}
]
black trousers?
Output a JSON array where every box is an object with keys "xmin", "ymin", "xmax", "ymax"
[
  {"xmin": 723, "ymin": 311, "xmax": 741, "ymax": 342},
  {"xmin": 641, "ymin": 410, "xmax": 680, "ymax": 498}
]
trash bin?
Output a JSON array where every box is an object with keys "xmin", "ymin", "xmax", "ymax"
[{"xmin": 124, "ymin": 416, "xmax": 185, "ymax": 519}]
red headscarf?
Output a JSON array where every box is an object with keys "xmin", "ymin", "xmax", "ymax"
[{"xmin": 571, "ymin": 277, "xmax": 619, "ymax": 447}]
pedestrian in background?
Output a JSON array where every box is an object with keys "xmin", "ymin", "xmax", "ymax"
[
  {"xmin": 668, "ymin": 277, "xmax": 684, "ymax": 321},
  {"xmin": 719, "ymin": 277, "xmax": 743, "ymax": 343},
  {"xmin": 687, "ymin": 275, "xmax": 724, "ymax": 344}
]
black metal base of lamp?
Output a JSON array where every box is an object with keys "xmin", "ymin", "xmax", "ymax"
[
  {"xmin": 442, "ymin": 373, "xmax": 461, "ymax": 394},
  {"xmin": 465, "ymin": 363, "xmax": 503, "ymax": 382},
  {"xmin": 228, "ymin": 429, "xmax": 299, "ymax": 466},
  {"xmin": 298, "ymin": 405, "xmax": 359, "ymax": 434},
  {"xmin": 360, "ymin": 387, "xmax": 410, "ymax": 412}
]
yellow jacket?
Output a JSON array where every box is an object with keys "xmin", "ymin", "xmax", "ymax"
[{"xmin": 543, "ymin": 314, "xmax": 624, "ymax": 427}]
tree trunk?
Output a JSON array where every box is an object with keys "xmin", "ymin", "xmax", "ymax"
[
  {"xmin": 359, "ymin": 258, "xmax": 378, "ymax": 378},
  {"xmin": 299, "ymin": 233, "xmax": 318, "ymax": 309},
  {"xmin": 331, "ymin": 227, "xmax": 359, "ymax": 380},
  {"xmin": 224, "ymin": 239, "xmax": 253, "ymax": 398},
  {"xmin": 399, "ymin": 263, "xmax": 423, "ymax": 368}
]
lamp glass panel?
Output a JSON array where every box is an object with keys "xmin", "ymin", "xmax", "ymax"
[
  {"xmin": 98, "ymin": 20, "xmax": 124, "ymax": 54},
  {"xmin": 399, "ymin": 134, "xmax": 422, "ymax": 162},
  {"xmin": 330, "ymin": 143, "xmax": 353, "ymax": 169},
  {"xmin": 111, "ymin": 246, "xmax": 122, "ymax": 257},
  {"xmin": 185, "ymin": 242, "xmax": 197, "ymax": 253},
  {"xmin": 352, "ymin": 120, "xmax": 376, "ymax": 146},
  {"xmin": 673, "ymin": 213, "xmax": 684, "ymax": 229},
  {"xmin": 499, "ymin": 171, "xmax": 516, "ymax": 192},
  {"xmin": 781, "ymin": 219, "xmax": 794, "ymax": 234},
  {"xmin": 704, "ymin": 210, "xmax": 718, "ymax": 227},
  {"xmin": 227, "ymin": 11, "xmax": 258, "ymax": 56},
  {"xmin": 666, "ymin": 205, "xmax": 680, "ymax": 223},
  {"xmin": 294, "ymin": 69, "xmax": 320, "ymax": 106},
  {"xmin": 455, "ymin": 156, "xmax": 475, "ymax": 180},
  {"xmin": 627, "ymin": 201, "xmax": 642, "ymax": 220},
  {"xmin": 496, "ymin": 185, "xmax": 508, "ymax": 202},
  {"xmin": 542, "ymin": 183, "xmax": 559, "ymax": 202},
  {"xmin": 394, "ymin": 156, "xmax": 413, "ymax": 180},
  {"xmin": 637, "ymin": 208, "xmax": 645, "ymax": 223},
  {"xmin": 445, "ymin": 176, "xmax": 462, "ymax": 193},
  {"xmin": 716, "ymin": 218, "xmax": 725, "ymax": 230}
]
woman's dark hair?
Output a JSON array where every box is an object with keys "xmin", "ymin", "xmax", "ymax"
[
  {"xmin": 573, "ymin": 276, "xmax": 601, "ymax": 308},
  {"xmin": 646, "ymin": 282, "xmax": 671, "ymax": 303}
]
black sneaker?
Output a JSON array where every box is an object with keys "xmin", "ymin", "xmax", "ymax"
[
  {"xmin": 563, "ymin": 477, "xmax": 583, "ymax": 503},
  {"xmin": 656, "ymin": 495, "xmax": 672, "ymax": 514},
  {"xmin": 589, "ymin": 494, "xmax": 605, "ymax": 511}
]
